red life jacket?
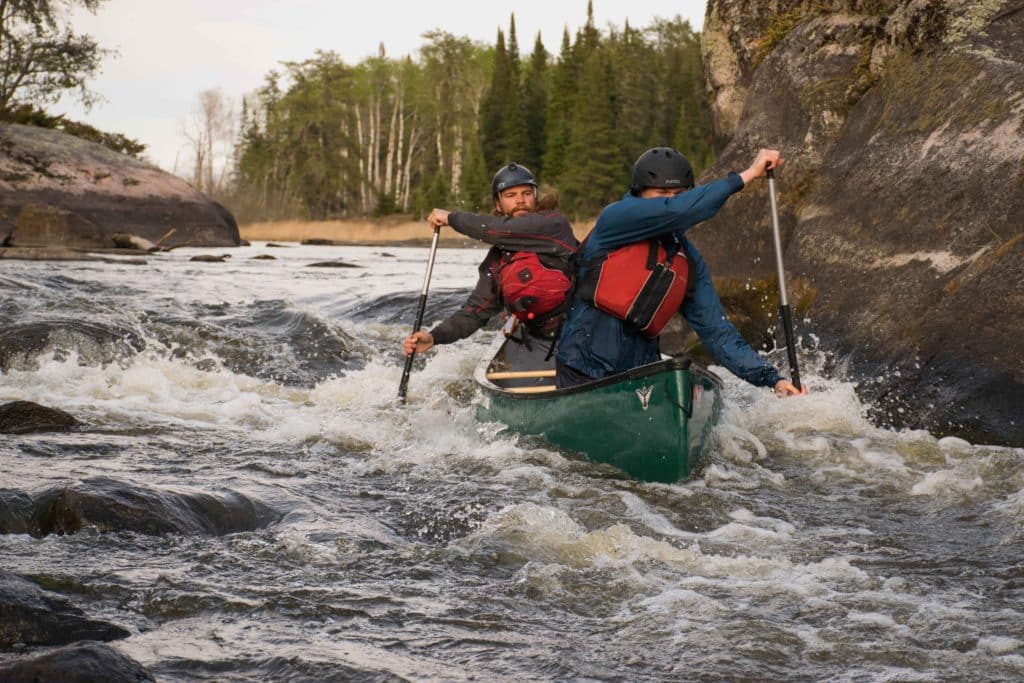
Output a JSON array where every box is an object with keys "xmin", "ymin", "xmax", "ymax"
[
  {"xmin": 493, "ymin": 251, "xmax": 573, "ymax": 323},
  {"xmin": 576, "ymin": 240, "xmax": 689, "ymax": 337}
]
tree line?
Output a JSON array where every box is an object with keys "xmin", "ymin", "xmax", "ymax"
[
  {"xmin": 230, "ymin": 4, "xmax": 713, "ymax": 221},
  {"xmin": 0, "ymin": 1, "xmax": 713, "ymax": 221}
]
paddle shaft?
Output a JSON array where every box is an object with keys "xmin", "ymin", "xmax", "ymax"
[
  {"xmin": 766, "ymin": 167, "xmax": 802, "ymax": 390},
  {"xmin": 397, "ymin": 225, "xmax": 441, "ymax": 402}
]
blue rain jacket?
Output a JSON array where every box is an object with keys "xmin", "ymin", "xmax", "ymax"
[{"xmin": 556, "ymin": 173, "xmax": 782, "ymax": 388}]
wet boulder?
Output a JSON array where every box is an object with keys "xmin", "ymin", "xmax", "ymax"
[
  {"xmin": 300, "ymin": 238, "xmax": 346, "ymax": 246},
  {"xmin": 30, "ymin": 477, "xmax": 280, "ymax": 537},
  {"xmin": 0, "ymin": 122, "xmax": 239, "ymax": 249},
  {"xmin": 306, "ymin": 259, "xmax": 360, "ymax": 268},
  {"xmin": 0, "ymin": 572, "xmax": 130, "ymax": 650},
  {"xmin": 0, "ymin": 401, "xmax": 80, "ymax": 434},
  {"xmin": 0, "ymin": 320, "xmax": 146, "ymax": 371},
  {"xmin": 189, "ymin": 254, "xmax": 229, "ymax": 262},
  {"xmin": 0, "ymin": 641, "xmax": 154, "ymax": 682},
  {"xmin": 697, "ymin": 1, "xmax": 1024, "ymax": 444},
  {"xmin": 0, "ymin": 490, "xmax": 34, "ymax": 534}
]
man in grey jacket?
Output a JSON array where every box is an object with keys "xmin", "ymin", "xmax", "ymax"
[{"xmin": 403, "ymin": 163, "xmax": 578, "ymax": 356}]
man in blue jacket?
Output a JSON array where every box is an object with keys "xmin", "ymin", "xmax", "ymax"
[{"xmin": 555, "ymin": 146, "xmax": 806, "ymax": 397}]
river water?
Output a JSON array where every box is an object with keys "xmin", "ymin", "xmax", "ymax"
[{"xmin": 1, "ymin": 243, "xmax": 1022, "ymax": 681}]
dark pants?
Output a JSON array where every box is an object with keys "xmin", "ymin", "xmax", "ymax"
[{"xmin": 555, "ymin": 358, "xmax": 595, "ymax": 389}]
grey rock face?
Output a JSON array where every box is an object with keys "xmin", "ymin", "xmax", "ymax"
[
  {"xmin": 0, "ymin": 122, "xmax": 240, "ymax": 249},
  {"xmin": 699, "ymin": 1, "xmax": 1023, "ymax": 444}
]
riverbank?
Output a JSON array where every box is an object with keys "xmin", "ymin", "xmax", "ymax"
[{"xmin": 239, "ymin": 216, "xmax": 595, "ymax": 245}]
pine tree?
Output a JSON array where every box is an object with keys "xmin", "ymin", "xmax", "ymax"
[
  {"xmin": 541, "ymin": 28, "xmax": 576, "ymax": 186},
  {"xmin": 559, "ymin": 45, "xmax": 623, "ymax": 218},
  {"xmin": 609, "ymin": 21, "xmax": 658, "ymax": 168},
  {"xmin": 650, "ymin": 17, "xmax": 715, "ymax": 176},
  {"xmin": 480, "ymin": 29, "xmax": 511, "ymax": 171},
  {"xmin": 522, "ymin": 32, "xmax": 549, "ymax": 178},
  {"xmin": 502, "ymin": 14, "xmax": 529, "ymax": 165},
  {"xmin": 459, "ymin": 135, "xmax": 491, "ymax": 212}
]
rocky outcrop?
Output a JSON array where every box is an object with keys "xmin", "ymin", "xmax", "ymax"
[
  {"xmin": 698, "ymin": 1, "xmax": 1024, "ymax": 444},
  {"xmin": 0, "ymin": 122, "xmax": 239, "ymax": 249}
]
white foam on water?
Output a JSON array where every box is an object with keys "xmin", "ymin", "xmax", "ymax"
[
  {"xmin": 458, "ymin": 502, "xmax": 868, "ymax": 590},
  {"xmin": 976, "ymin": 636, "xmax": 1022, "ymax": 655},
  {"xmin": 910, "ymin": 469, "xmax": 984, "ymax": 496},
  {"xmin": 0, "ymin": 350, "xmax": 282, "ymax": 430}
]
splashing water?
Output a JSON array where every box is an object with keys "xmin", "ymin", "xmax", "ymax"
[{"xmin": 1, "ymin": 244, "xmax": 1022, "ymax": 681}]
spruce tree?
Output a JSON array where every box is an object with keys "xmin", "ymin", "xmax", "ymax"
[
  {"xmin": 609, "ymin": 21, "xmax": 658, "ymax": 169},
  {"xmin": 559, "ymin": 46, "xmax": 622, "ymax": 218},
  {"xmin": 459, "ymin": 135, "xmax": 491, "ymax": 212},
  {"xmin": 480, "ymin": 29, "xmax": 511, "ymax": 171},
  {"xmin": 502, "ymin": 14, "xmax": 529, "ymax": 166},
  {"xmin": 522, "ymin": 32, "xmax": 549, "ymax": 178},
  {"xmin": 541, "ymin": 28, "xmax": 576, "ymax": 187}
]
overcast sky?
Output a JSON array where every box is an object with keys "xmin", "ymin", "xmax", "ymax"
[{"xmin": 57, "ymin": 1, "xmax": 708, "ymax": 174}]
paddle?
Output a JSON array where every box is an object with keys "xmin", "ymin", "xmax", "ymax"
[
  {"xmin": 766, "ymin": 166, "xmax": 802, "ymax": 390},
  {"xmin": 398, "ymin": 225, "xmax": 442, "ymax": 403}
]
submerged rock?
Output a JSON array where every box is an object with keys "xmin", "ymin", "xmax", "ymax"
[
  {"xmin": 0, "ymin": 641, "xmax": 154, "ymax": 682},
  {"xmin": 306, "ymin": 259, "xmax": 360, "ymax": 268},
  {"xmin": 0, "ymin": 122, "xmax": 240, "ymax": 249},
  {"xmin": 300, "ymin": 238, "xmax": 346, "ymax": 246},
  {"xmin": 0, "ymin": 490, "xmax": 33, "ymax": 535},
  {"xmin": 28, "ymin": 477, "xmax": 280, "ymax": 537},
  {"xmin": 698, "ymin": 0, "xmax": 1024, "ymax": 444},
  {"xmin": 0, "ymin": 401, "xmax": 80, "ymax": 434},
  {"xmin": 0, "ymin": 571, "xmax": 130, "ymax": 650},
  {"xmin": 0, "ymin": 320, "xmax": 146, "ymax": 372}
]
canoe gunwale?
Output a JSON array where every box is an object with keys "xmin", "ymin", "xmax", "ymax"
[{"xmin": 473, "ymin": 331, "xmax": 723, "ymax": 401}]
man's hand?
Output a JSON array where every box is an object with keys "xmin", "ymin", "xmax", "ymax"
[
  {"xmin": 427, "ymin": 208, "xmax": 450, "ymax": 228},
  {"xmin": 774, "ymin": 379, "xmax": 807, "ymax": 397},
  {"xmin": 404, "ymin": 330, "xmax": 434, "ymax": 356},
  {"xmin": 740, "ymin": 149, "xmax": 784, "ymax": 186}
]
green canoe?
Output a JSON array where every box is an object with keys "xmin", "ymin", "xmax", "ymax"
[{"xmin": 473, "ymin": 330, "xmax": 724, "ymax": 482}]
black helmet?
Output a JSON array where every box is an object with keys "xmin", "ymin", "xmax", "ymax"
[
  {"xmin": 630, "ymin": 147, "xmax": 694, "ymax": 195},
  {"xmin": 492, "ymin": 162, "xmax": 537, "ymax": 198}
]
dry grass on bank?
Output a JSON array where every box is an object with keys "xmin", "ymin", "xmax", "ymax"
[
  {"xmin": 240, "ymin": 217, "xmax": 448, "ymax": 245},
  {"xmin": 240, "ymin": 216, "xmax": 595, "ymax": 245}
]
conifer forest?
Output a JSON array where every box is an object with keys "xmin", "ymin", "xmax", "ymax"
[{"xmin": 232, "ymin": 5, "xmax": 712, "ymax": 221}]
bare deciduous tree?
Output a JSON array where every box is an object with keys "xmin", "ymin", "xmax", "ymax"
[{"xmin": 180, "ymin": 87, "xmax": 234, "ymax": 194}]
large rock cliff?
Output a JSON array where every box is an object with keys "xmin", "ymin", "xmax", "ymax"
[
  {"xmin": 0, "ymin": 122, "xmax": 239, "ymax": 249},
  {"xmin": 697, "ymin": 0, "xmax": 1023, "ymax": 444}
]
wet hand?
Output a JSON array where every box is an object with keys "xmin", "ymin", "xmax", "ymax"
[
  {"xmin": 427, "ymin": 209, "xmax": 450, "ymax": 228},
  {"xmin": 404, "ymin": 330, "xmax": 434, "ymax": 355},
  {"xmin": 774, "ymin": 379, "xmax": 807, "ymax": 397}
]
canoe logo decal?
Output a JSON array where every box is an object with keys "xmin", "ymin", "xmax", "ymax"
[{"xmin": 636, "ymin": 385, "xmax": 654, "ymax": 410}]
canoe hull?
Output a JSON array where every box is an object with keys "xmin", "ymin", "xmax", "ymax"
[{"xmin": 474, "ymin": 332, "xmax": 722, "ymax": 482}]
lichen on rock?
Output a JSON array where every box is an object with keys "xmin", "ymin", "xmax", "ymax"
[{"xmin": 698, "ymin": 0, "xmax": 1024, "ymax": 445}]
